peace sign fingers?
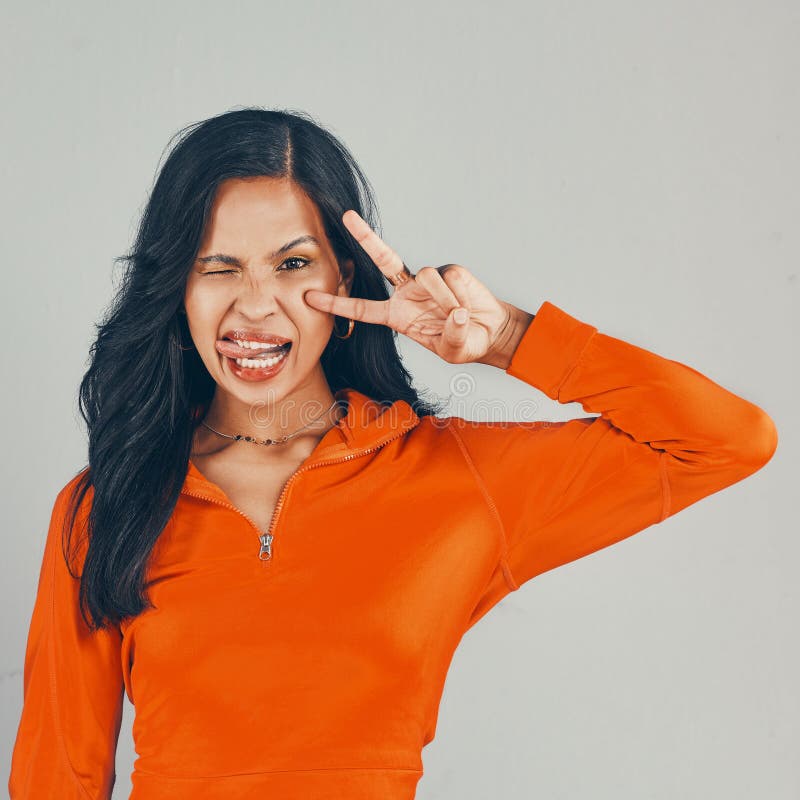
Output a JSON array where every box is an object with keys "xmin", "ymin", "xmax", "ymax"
[{"xmin": 302, "ymin": 209, "xmax": 515, "ymax": 365}]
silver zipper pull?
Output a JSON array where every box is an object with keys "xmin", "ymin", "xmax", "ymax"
[{"xmin": 258, "ymin": 532, "xmax": 273, "ymax": 560}]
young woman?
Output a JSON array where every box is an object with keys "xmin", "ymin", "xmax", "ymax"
[{"xmin": 8, "ymin": 108, "xmax": 778, "ymax": 800}]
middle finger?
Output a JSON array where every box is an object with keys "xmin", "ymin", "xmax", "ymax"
[{"xmin": 414, "ymin": 266, "xmax": 461, "ymax": 313}]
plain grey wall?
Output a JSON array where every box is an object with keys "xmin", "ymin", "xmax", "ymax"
[{"xmin": 1, "ymin": 2, "xmax": 796, "ymax": 798}]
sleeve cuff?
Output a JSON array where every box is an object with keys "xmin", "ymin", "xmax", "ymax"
[{"xmin": 505, "ymin": 300, "xmax": 598, "ymax": 400}]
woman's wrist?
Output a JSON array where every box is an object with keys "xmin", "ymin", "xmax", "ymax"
[{"xmin": 478, "ymin": 302, "xmax": 535, "ymax": 370}]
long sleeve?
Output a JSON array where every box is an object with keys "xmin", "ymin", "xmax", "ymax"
[
  {"xmin": 451, "ymin": 300, "xmax": 779, "ymax": 629},
  {"xmin": 8, "ymin": 479, "xmax": 125, "ymax": 799}
]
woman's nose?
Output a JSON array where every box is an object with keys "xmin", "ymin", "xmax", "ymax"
[{"xmin": 233, "ymin": 275, "xmax": 283, "ymax": 316}]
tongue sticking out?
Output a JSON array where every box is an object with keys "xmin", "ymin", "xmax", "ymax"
[{"xmin": 216, "ymin": 340, "xmax": 292, "ymax": 359}]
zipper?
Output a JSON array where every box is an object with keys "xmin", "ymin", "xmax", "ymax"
[{"xmin": 181, "ymin": 421, "xmax": 419, "ymax": 562}]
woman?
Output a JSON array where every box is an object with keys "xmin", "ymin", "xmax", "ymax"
[{"xmin": 8, "ymin": 108, "xmax": 778, "ymax": 800}]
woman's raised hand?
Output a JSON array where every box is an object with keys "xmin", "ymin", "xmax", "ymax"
[{"xmin": 304, "ymin": 210, "xmax": 516, "ymax": 365}]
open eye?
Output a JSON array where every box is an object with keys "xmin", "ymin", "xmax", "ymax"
[{"xmin": 280, "ymin": 257, "xmax": 310, "ymax": 272}]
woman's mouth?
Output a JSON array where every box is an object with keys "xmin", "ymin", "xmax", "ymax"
[{"xmin": 215, "ymin": 338, "xmax": 293, "ymax": 382}]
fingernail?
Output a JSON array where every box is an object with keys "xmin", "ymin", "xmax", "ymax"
[{"xmin": 454, "ymin": 307, "xmax": 468, "ymax": 324}]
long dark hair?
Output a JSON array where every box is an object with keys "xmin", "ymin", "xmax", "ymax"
[{"xmin": 63, "ymin": 106, "xmax": 447, "ymax": 632}]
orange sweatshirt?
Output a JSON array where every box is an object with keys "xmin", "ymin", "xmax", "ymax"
[{"xmin": 8, "ymin": 300, "xmax": 778, "ymax": 800}]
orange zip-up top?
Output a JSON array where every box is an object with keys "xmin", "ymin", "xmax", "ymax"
[{"xmin": 9, "ymin": 299, "xmax": 778, "ymax": 800}]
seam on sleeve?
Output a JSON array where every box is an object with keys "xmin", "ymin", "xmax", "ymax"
[
  {"xmin": 46, "ymin": 505, "xmax": 95, "ymax": 800},
  {"xmin": 445, "ymin": 422, "xmax": 520, "ymax": 592},
  {"xmin": 658, "ymin": 450, "xmax": 671, "ymax": 522},
  {"xmin": 555, "ymin": 328, "xmax": 597, "ymax": 401}
]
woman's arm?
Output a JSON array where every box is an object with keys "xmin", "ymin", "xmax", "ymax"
[
  {"xmin": 449, "ymin": 300, "xmax": 778, "ymax": 629},
  {"xmin": 8, "ymin": 479, "xmax": 125, "ymax": 799}
]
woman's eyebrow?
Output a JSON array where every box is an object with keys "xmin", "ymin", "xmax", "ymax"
[{"xmin": 196, "ymin": 235, "xmax": 321, "ymax": 265}]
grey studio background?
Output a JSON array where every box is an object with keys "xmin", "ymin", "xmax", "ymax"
[{"xmin": 1, "ymin": 2, "xmax": 797, "ymax": 798}]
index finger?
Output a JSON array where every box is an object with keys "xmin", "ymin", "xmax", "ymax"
[{"xmin": 343, "ymin": 210, "xmax": 408, "ymax": 285}]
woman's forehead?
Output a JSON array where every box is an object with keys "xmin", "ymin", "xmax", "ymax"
[{"xmin": 201, "ymin": 177, "xmax": 328, "ymax": 255}]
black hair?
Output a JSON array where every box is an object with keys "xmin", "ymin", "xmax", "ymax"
[{"xmin": 63, "ymin": 106, "xmax": 447, "ymax": 631}]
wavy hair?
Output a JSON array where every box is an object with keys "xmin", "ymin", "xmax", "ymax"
[{"xmin": 63, "ymin": 107, "xmax": 447, "ymax": 631}]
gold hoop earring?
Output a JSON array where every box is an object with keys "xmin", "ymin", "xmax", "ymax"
[{"xmin": 332, "ymin": 316, "xmax": 355, "ymax": 340}]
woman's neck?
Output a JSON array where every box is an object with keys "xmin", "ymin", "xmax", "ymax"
[{"xmin": 192, "ymin": 385, "xmax": 347, "ymax": 461}]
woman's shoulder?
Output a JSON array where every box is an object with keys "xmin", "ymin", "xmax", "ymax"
[
  {"xmin": 48, "ymin": 465, "xmax": 94, "ymax": 538},
  {"xmin": 416, "ymin": 411, "xmax": 555, "ymax": 436},
  {"xmin": 54, "ymin": 464, "xmax": 92, "ymax": 504},
  {"xmin": 414, "ymin": 411, "xmax": 573, "ymax": 466}
]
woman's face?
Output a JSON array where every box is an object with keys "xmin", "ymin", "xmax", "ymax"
[{"xmin": 184, "ymin": 176, "xmax": 353, "ymax": 403}]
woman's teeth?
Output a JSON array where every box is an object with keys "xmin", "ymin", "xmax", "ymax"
[
  {"xmin": 233, "ymin": 339, "xmax": 285, "ymax": 350},
  {"xmin": 233, "ymin": 348, "xmax": 289, "ymax": 368}
]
